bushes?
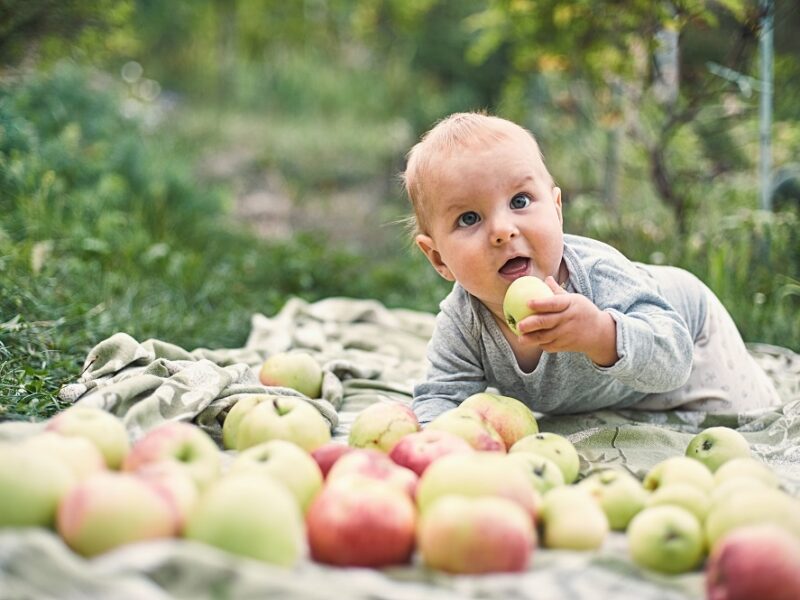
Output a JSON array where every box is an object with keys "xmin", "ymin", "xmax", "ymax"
[{"xmin": 0, "ymin": 63, "xmax": 448, "ymax": 421}]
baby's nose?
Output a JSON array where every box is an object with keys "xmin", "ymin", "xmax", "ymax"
[{"xmin": 491, "ymin": 222, "xmax": 518, "ymax": 245}]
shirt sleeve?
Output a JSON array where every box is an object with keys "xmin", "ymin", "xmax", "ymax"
[
  {"xmin": 412, "ymin": 303, "xmax": 488, "ymax": 424},
  {"xmin": 588, "ymin": 260, "xmax": 694, "ymax": 392}
]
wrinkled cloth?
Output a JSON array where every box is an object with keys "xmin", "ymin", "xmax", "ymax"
[{"xmin": 0, "ymin": 296, "xmax": 798, "ymax": 600}]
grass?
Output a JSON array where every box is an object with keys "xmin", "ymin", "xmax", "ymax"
[{"xmin": 1, "ymin": 59, "xmax": 798, "ymax": 424}]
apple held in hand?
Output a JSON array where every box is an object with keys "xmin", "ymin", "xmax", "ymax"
[
  {"xmin": 45, "ymin": 406, "xmax": 131, "ymax": 469},
  {"xmin": 310, "ymin": 441, "xmax": 355, "ymax": 479},
  {"xmin": 577, "ymin": 469, "xmax": 648, "ymax": 531},
  {"xmin": 185, "ymin": 473, "xmax": 306, "ymax": 567},
  {"xmin": 57, "ymin": 472, "xmax": 179, "ymax": 556},
  {"xmin": 706, "ymin": 525, "xmax": 800, "ymax": 600},
  {"xmin": 426, "ymin": 407, "xmax": 505, "ymax": 452},
  {"xmin": 685, "ymin": 426, "xmax": 750, "ymax": 472},
  {"xmin": 417, "ymin": 495, "xmax": 535, "ymax": 574},
  {"xmin": 503, "ymin": 275, "xmax": 554, "ymax": 336},
  {"xmin": 229, "ymin": 439, "xmax": 323, "ymax": 513},
  {"xmin": 416, "ymin": 452, "xmax": 539, "ymax": 523},
  {"xmin": 627, "ymin": 505, "xmax": 705, "ymax": 574},
  {"xmin": 540, "ymin": 486, "xmax": 609, "ymax": 550},
  {"xmin": 235, "ymin": 395, "xmax": 331, "ymax": 453},
  {"xmin": 643, "ymin": 456, "xmax": 714, "ymax": 494},
  {"xmin": 307, "ymin": 474, "xmax": 416, "ymax": 568},
  {"xmin": 510, "ymin": 432, "xmax": 580, "ymax": 483},
  {"xmin": 389, "ymin": 429, "xmax": 474, "ymax": 477},
  {"xmin": 259, "ymin": 351, "xmax": 323, "ymax": 399},
  {"xmin": 0, "ymin": 443, "xmax": 75, "ymax": 528},
  {"xmin": 460, "ymin": 392, "xmax": 539, "ymax": 450},
  {"xmin": 348, "ymin": 401, "xmax": 420, "ymax": 453},
  {"xmin": 326, "ymin": 448, "xmax": 418, "ymax": 499},
  {"xmin": 123, "ymin": 422, "xmax": 221, "ymax": 490}
]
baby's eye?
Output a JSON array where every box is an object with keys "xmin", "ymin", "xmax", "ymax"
[
  {"xmin": 510, "ymin": 194, "xmax": 531, "ymax": 209},
  {"xmin": 457, "ymin": 211, "xmax": 481, "ymax": 227}
]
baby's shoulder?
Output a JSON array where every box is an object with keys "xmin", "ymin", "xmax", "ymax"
[{"xmin": 437, "ymin": 284, "xmax": 485, "ymax": 335}]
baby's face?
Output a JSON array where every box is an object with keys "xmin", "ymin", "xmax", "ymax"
[{"xmin": 415, "ymin": 131, "xmax": 564, "ymax": 320}]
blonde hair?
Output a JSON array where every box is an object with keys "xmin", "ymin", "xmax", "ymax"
[{"xmin": 401, "ymin": 112, "xmax": 552, "ymax": 236}]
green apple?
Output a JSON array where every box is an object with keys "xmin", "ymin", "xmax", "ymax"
[
  {"xmin": 510, "ymin": 432, "xmax": 580, "ymax": 483},
  {"xmin": 259, "ymin": 351, "xmax": 323, "ymax": 399},
  {"xmin": 185, "ymin": 473, "xmax": 306, "ymax": 567},
  {"xmin": 709, "ymin": 476, "xmax": 769, "ymax": 508},
  {"xmin": 326, "ymin": 448, "xmax": 418, "ymax": 499},
  {"xmin": 460, "ymin": 392, "xmax": 539, "ymax": 449},
  {"xmin": 22, "ymin": 432, "xmax": 106, "ymax": 480},
  {"xmin": 0, "ymin": 443, "xmax": 76, "ymax": 528},
  {"xmin": 230, "ymin": 439, "xmax": 323, "ymax": 513},
  {"xmin": 505, "ymin": 451, "xmax": 564, "ymax": 495},
  {"xmin": 426, "ymin": 407, "xmax": 505, "ymax": 452},
  {"xmin": 686, "ymin": 426, "xmax": 750, "ymax": 472},
  {"xmin": 503, "ymin": 275, "xmax": 554, "ymax": 336},
  {"xmin": 645, "ymin": 482, "xmax": 711, "ymax": 523},
  {"xmin": 627, "ymin": 505, "xmax": 704, "ymax": 574},
  {"xmin": 222, "ymin": 395, "xmax": 272, "ymax": 450},
  {"xmin": 45, "ymin": 406, "xmax": 131, "ymax": 469},
  {"xmin": 122, "ymin": 422, "xmax": 221, "ymax": 490},
  {"xmin": 236, "ymin": 395, "xmax": 331, "ymax": 453},
  {"xmin": 57, "ymin": 471, "xmax": 179, "ymax": 556},
  {"xmin": 540, "ymin": 486, "xmax": 609, "ymax": 550},
  {"xmin": 713, "ymin": 457, "xmax": 779, "ymax": 488},
  {"xmin": 705, "ymin": 487, "xmax": 800, "ymax": 550},
  {"xmin": 578, "ymin": 469, "xmax": 648, "ymax": 530},
  {"xmin": 416, "ymin": 452, "xmax": 540, "ymax": 523},
  {"xmin": 417, "ymin": 495, "xmax": 535, "ymax": 574},
  {"xmin": 643, "ymin": 456, "xmax": 714, "ymax": 493},
  {"xmin": 306, "ymin": 474, "xmax": 416, "ymax": 567},
  {"xmin": 706, "ymin": 525, "xmax": 800, "ymax": 600},
  {"xmin": 348, "ymin": 402, "xmax": 420, "ymax": 453}
]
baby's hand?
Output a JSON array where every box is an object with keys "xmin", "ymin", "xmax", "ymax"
[{"xmin": 516, "ymin": 277, "xmax": 618, "ymax": 367}]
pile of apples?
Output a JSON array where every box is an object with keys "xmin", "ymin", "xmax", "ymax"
[{"xmin": 1, "ymin": 351, "xmax": 799, "ymax": 600}]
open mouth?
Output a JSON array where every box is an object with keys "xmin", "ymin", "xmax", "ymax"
[{"xmin": 499, "ymin": 256, "xmax": 530, "ymax": 279}]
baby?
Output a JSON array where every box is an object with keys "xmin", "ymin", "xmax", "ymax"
[{"xmin": 402, "ymin": 112, "xmax": 780, "ymax": 424}]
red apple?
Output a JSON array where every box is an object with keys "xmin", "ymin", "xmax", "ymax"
[
  {"xmin": 310, "ymin": 441, "xmax": 355, "ymax": 479},
  {"xmin": 706, "ymin": 525, "xmax": 800, "ymax": 600},
  {"xmin": 326, "ymin": 448, "xmax": 418, "ymax": 499},
  {"xmin": 426, "ymin": 408, "xmax": 505, "ymax": 452},
  {"xmin": 57, "ymin": 472, "xmax": 179, "ymax": 556},
  {"xmin": 388, "ymin": 429, "xmax": 474, "ymax": 477},
  {"xmin": 307, "ymin": 474, "xmax": 416, "ymax": 567},
  {"xmin": 460, "ymin": 392, "xmax": 539, "ymax": 450},
  {"xmin": 417, "ymin": 495, "xmax": 535, "ymax": 574}
]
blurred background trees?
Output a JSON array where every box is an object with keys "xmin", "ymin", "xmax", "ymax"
[{"xmin": 1, "ymin": 0, "xmax": 798, "ymax": 418}]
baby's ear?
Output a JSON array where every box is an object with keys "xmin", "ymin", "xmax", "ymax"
[{"xmin": 415, "ymin": 234, "xmax": 455, "ymax": 281}]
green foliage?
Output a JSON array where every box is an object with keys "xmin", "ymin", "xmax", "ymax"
[
  {"xmin": 0, "ymin": 63, "xmax": 449, "ymax": 421},
  {"xmin": 0, "ymin": 0, "xmax": 136, "ymax": 67}
]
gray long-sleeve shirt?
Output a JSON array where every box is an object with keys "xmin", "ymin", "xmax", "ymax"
[{"xmin": 413, "ymin": 234, "xmax": 707, "ymax": 423}]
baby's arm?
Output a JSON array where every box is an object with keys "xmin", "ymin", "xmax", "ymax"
[
  {"xmin": 518, "ymin": 265, "xmax": 693, "ymax": 393},
  {"xmin": 412, "ymin": 307, "xmax": 487, "ymax": 424},
  {"xmin": 517, "ymin": 276, "xmax": 618, "ymax": 366}
]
